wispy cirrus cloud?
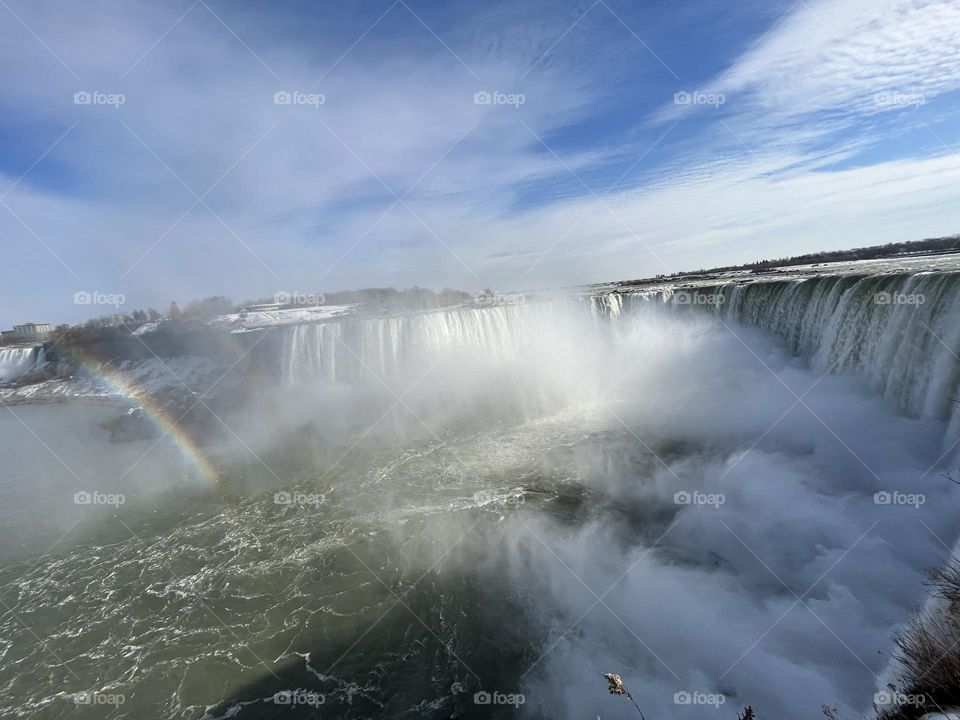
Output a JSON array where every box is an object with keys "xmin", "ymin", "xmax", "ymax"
[
  {"xmin": 713, "ymin": 0, "xmax": 960, "ymax": 117},
  {"xmin": 0, "ymin": 0, "xmax": 958, "ymax": 326}
]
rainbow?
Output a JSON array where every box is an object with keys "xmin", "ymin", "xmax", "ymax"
[{"xmin": 72, "ymin": 351, "xmax": 221, "ymax": 487}]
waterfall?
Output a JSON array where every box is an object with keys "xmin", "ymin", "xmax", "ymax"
[
  {"xmin": 281, "ymin": 303, "xmax": 568, "ymax": 384},
  {"xmin": 596, "ymin": 271, "xmax": 960, "ymax": 453},
  {"xmin": 721, "ymin": 274, "xmax": 959, "ymax": 427},
  {"xmin": 0, "ymin": 345, "xmax": 45, "ymax": 383},
  {"xmin": 278, "ymin": 270, "xmax": 960, "ymax": 452}
]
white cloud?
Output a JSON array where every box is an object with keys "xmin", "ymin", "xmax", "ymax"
[
  {"xmin": 714, "ymin": 0, "xmax": 960, "ymax": 116},
  {"xmin": 1, "ymin": 0, "xmax": 958, "ymax": 326}
]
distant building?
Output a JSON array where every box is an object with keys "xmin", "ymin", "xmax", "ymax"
[{"xmin": 11, "ymin": 323, "xmax": 52, "ymax": 340}]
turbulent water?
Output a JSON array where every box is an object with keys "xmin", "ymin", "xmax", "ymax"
[{"xmin": 1, "ymin": 264, "xmax": 958, "ymax": 719}]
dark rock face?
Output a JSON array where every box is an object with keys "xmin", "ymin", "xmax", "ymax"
[{"xmin": 101, "ymin": 407, "xmax": 156, "ymax": 442}]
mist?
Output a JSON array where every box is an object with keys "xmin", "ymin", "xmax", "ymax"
[
  {"xmin": 5, "ymin": 1, "xmax": 960, "ymax": 717},
  {"xmin": 143, "ymin": 301, "xmax": 959, "ymax": 716}
]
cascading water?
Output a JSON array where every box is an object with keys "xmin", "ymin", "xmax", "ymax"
[
  {"xmin": 0, "ymin": 345, "xmax": 44, "ymax": 383},
  {"xmin": 4, "ymin": 264, "xmax": 959, "ymax": 720},
  {"xmin": 717, "ymin": 274, "xmax": 960, "ymax": 426},
  {"xmin": 281, "ymin": 270, "xmax": 960, "ymax": 450},
  {"xmin": 281, "ymin": 302, "xmax": 585, "ymax": 385},
  {"xmin": 584, "ymin": 271, "xmax": 960, "ymax": 455},
  {"xmin": 279, "ymin": 300, "xmax": 613, "ymax": 429}
]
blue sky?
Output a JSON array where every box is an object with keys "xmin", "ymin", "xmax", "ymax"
[{"xmin": 1, "ymin": 0, "xmax": 959, "ymax": 325}]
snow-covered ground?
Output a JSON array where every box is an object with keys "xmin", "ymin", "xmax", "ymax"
[
  {"xmin": 213, "ymin": 304, "xmax": 356, "ymax": 332},
  {"xmin": 0, "ymin": 356, "xmax": 227, "ymax": 406},
  {"xmin": 582, "ymin": 251, "xmax": 960, "ymax": 296},
  {"xmin": 131, "ymin": 321, "xmax": 161, "ymax": 336}
]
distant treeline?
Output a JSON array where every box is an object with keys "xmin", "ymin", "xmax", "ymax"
[
  {"xmin": 652, "ymin": 234, "xmax": 960, "ymax": 279},
  {"xmin": 51, "ymin": 287, "xmax": 475, "ymax": 350},
  {"xmin": 48, "ymin": 297, "xmax": 230, "ymax": 347}
]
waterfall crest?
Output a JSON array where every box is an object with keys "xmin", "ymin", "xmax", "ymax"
[
  {"xmin": 281, "ymin": 303, "xmax": 570, "ymax": 385},
  {"xmin": 595, "ymin": 271, "xmax": 960, "ymax": 450},
  {"xmin": 279, "ymin": 270, "xmax": 960, "ymax": 451}
]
